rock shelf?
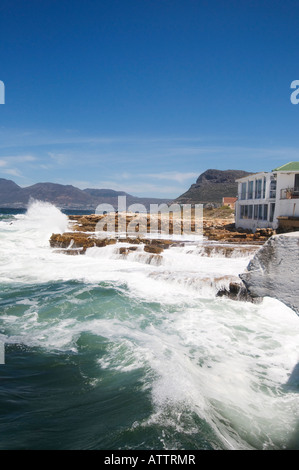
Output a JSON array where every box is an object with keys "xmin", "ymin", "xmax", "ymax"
[{"xmin": 50, "ymin": 213, "xmax": 275, "ymax": 255}]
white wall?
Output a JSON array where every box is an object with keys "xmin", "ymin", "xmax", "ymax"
[
  {"xmin": 235, "ymin": 172, "xmax": 299, "ymax": 231},
  {"xmin": 235, "ymin": 173, "xmax": 273, "ymax": 230},
  {"xmin": 275, "ymin": 173, "xmax": 299, "ymax": 219}
]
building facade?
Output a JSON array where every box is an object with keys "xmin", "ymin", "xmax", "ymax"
[
  {"xmin": 222, "ymin": 197, "xmax": 237, "ymax": 209},
  {"xmin": 235, "ymin": 162, "xmax": 299, "ymax": 231}
]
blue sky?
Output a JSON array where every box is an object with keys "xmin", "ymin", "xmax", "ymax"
[{"xmin": 0, "ymin": 0, "xmax": 299, "ymax": 198}]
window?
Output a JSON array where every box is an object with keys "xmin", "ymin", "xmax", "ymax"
[
  {"xmin": 241, "ymin": 182, "xmax": 247, "ymax": 200},
  {"xmin": 255, "ymin": 179, "xmax": 262, "ymax": 199},
  {"xmin": 254, "ymin": 205, "xmax": 258, "ymax": 219},
  {"xmin": 258, "ymin": 204, "xmax": 263, "ymax": 219},
  {"xmin": 240, "ymin": 205, "xmax": 253, "ymax": 219},
  {"xmin": 263, "ymin": 204, "xmax": 268, "ymax": 221},
  {"xmin": 269, "ymin": 203, "xmax": 275, "ymax": 222},
  {"xmin": 263, "ymin": 177, "xmax": 266, "ymax": 198},
  {"xmin": 270, "ymin": 178, "xmax": 276, "ymax": 199},
  {"xmin": 248, "ymin": 181, "xmax": 254, "ymax": 199}
]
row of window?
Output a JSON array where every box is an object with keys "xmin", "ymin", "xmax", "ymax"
[
  {"xmin": 239, "ymin": 203, "xmax": 275, "ymax": 222},
  {"xmin": 240, "ymin": 178, "xmax": 277, "ymax": 200}
]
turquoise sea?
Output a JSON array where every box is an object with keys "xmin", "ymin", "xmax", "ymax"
[{"xmin": 0, "ymin": 201, "xmax": 298, "ymax": 450}]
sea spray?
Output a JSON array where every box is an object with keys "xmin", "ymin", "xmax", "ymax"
[
  {"xmin": 24, "ymin": 199, "xmax": 69, "ymax": 243},
  {"xmin": 0, "ymin": 203, "xmax": 298, "ymax": 450}
]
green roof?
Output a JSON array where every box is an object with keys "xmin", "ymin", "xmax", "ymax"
[{"xmin": 272, "ymin": 162, "xmax": 299, "ymax": 171}]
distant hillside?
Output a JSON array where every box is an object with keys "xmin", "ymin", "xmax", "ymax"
[
  {"xmin": 0, "ymin": 179, "xmax": 171, "ymax": 210},
  {"xmin": 0, "ymin": 179, "xmax": 25, "ymax": 204},
  {"xmin": 83, "ymin": 188, "xmax": 171, "ymax": 209},
  {"xmin": 23, "ymin": 183, "xmax": 92, "ymax": 206},
  {"xmin": 175, "ymin": 169, "xmax": 252, "ymax": 205}
]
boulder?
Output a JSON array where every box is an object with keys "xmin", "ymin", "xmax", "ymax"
[{"xmin": 240, "ymin": 232, "xmax": 299, "ymax": 315}]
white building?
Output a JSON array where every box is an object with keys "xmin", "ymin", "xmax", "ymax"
[{"xmin": 235, "ymin": 162, "xmax": 299, "ymax": 231}]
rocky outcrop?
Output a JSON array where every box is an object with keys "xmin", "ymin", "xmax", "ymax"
[
  {"xmin": 216, "ymin": 281, "xmax": 259, "ymax": 303},
  {"xmin": 175, "ymin": 169, "xmax": 252, "ymax": 205},
  {"xmin": 50, "ymin": 214, "xmax": 274, "ymax": 304},
  {"xmin": 49, "ymin": 230, "xmax": 176, "ymax": 255},
  {"xmin": 50, "ymin": 233, "xmax": 117, "ymax": 253},
  {"xmin": 240, "ymin": 232, "xmax": 299, "ymax": 315},
  {"xmin": 67, "ymin": 214, "xmax": 274, "ymax": 245},
  {"xmin": 50, "ymin": 213, "xmax": 275, "ymax": 259},
  {"xmin": 200, "ymin": 244, "xmax": 259, "ymax": 258},
  {"xmin": 203, "ymin": 221, "xmax": 274, "ymax": 244}
]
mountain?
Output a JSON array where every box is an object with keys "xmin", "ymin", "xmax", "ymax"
[
  {"xmin": 84, "ymin": 188, "xmax": 128, "ymax": 198},
  {"xmin": 0, "ymin": 179, "xmax": 171, "ymax": 210},
  {"xmin": 0, "ymin": 170, "xmax": 253, "ymax": 210},
  {"xmin": 83, "ymin": 188, "xmax": 133, "ymax": 207},
  {"xmin": 0, "ymin": 179, "xmax": 25, "ymax": 204},
  {"xmin": 175, "ymin": 169, "xmax": 252, "ymax": 206},
  {"xmin": 23, "ymin": 183, "xmax": 93, "ymax": 206}
]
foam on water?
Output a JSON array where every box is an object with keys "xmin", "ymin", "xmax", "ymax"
[
  {"xmin": 0, "ymin": 201, "xmax": 248, "ymax": 298},
  {"xmin": 0, "ymin": 201, "xmax": 298, "ymax": 450}
]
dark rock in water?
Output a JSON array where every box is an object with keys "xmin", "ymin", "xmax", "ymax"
[
  {"xmin": 49, "ymin": 232, "xmax": 117, "ymax": 254},
  {"xmin": 216, "ymin": 281, "xmax": 261, "ymax": 303},
  {"xmin": 144, "ymin": 245, "xmax": 164, "ymax": 254},
  {"xmin": 52, "ymin": 248, "xmax": 84, "ymax": 256}
]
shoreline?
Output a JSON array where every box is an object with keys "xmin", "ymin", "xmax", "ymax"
[
  {"xmin": 49, "ymin": 213, "xmax": 269, "ymax": 304},
  {"xmin": 50, "ymin": 213, "xmax": 275, "ymax": 255}
]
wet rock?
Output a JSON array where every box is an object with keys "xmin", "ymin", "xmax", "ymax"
[
  {"xmin": 217, "ymin": 281, "xmax": 260, "ymax": 303},
  {"xmin": 65, "ymin": 214, "xmax": 275, "ymax": 244},
  {"xmin": 202, "ymin": 245, "xmax": 259, "ymax": 258},
  {"xmin": 52, "ymin": 248, "xmax": 84, "ymax": 256},
  {"xmin": 50, "ymin": 232, "xmax": 116, "ymax": 253},
  {"xmin": 144, "ymin": 245, "xmax": 164, "ymax": 254}
]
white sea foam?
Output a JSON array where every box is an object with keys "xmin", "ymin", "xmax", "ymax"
[
  {"xmin": 0, "ymin": 200, "xmax": 298, "ymax": 449},
  {"xmin": 0, "ymin": 200, "xmax": 249, "ymax": 297}
]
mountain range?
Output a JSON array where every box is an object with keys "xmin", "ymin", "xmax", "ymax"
[
  {"xmin": 0, "ymin": 169, "xmax": 252, "ymax": 211},
  {"xmin": 0, "ymin": 179, "xmax": 171, "ymax": 211}
]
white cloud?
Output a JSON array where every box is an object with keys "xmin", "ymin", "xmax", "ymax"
[
  {"xmin": 144, "ymin": 171, "xmax": 198, "ymax": 183},
  {"xmin": 81, "ymin": 179, "xmax": 181, "ymax": 196},
  {"xmin": 2, "ymin": 168, "xmax": 23, "ymax": 177},
  {"xmin": 0, "ymin": 155, "xmax": 36, "ymax": 180},
  {"xmin": 0, "ymin": 155, "xmax": 36, "ymax": 164},
  {"xmin": 16, "ymin": 155, "xmax": 36, "ymax": 162},
  {"xmin": 48, "ymin": 152, "xmax": 70, "ymax": 165}
]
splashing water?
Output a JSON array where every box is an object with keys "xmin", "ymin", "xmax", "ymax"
[{"xmin": 0, "ymin": 201, "xmax": 298, "ymax": 450}]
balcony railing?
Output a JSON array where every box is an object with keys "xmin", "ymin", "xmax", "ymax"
[{"xmin": 280, "ymin": 187, "xmax": 299, "ymax": 199}]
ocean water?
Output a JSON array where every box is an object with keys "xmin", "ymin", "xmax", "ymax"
[{"xmin": 0, "ymin": 200, "xmax": 298, "ymax": 450}]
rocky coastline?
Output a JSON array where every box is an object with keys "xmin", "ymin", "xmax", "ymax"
[
  {"xmin": 49, "ymin": 213, "xmax": 275, "ymax": 303},
  {"xmin": 50, "ymin": 213, "xmax": 275, "ymax": 254}
]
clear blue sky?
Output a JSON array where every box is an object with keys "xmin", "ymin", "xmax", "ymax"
[{"xmin": 0, "ymin": 0, "xmax": 299, "ymax": 197}]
